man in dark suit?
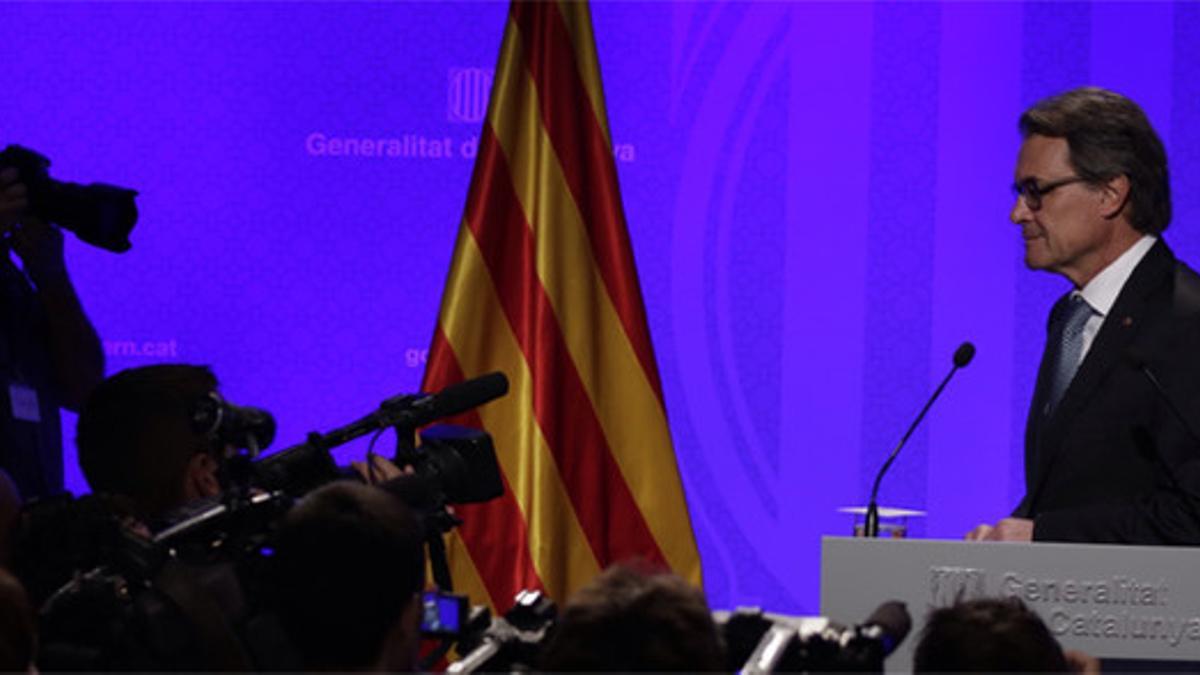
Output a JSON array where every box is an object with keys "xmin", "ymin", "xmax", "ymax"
[{"xmin": 968, "ymin": 87, "xmax": 1200, "ymax": 544}]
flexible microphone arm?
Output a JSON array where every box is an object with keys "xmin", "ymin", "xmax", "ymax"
[{"xmin": 864, "ymin": 343, "xmax": 974, "ymax": 537}]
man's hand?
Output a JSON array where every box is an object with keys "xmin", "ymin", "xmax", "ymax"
[
  {"xmin": 965, "ymin": 517, "xmax": 1034, "ymax": 542},
  {"xmin": 965, "ymin": 522, "xmax": 993, "ymax": 541},
  {"xmin": 13, "ymin": 213, "xmax": 105, "ymax": 412},
  {"xmin": 0, "ymin": 167, "xmax": 28, "ymax": 230},
  {"xmin": 351, "ymin": 454, "xmax": 411, "ymax": 485},
  {"xmin": 0, "ymin": 166, "xmax": 69, "ymax": 287}
]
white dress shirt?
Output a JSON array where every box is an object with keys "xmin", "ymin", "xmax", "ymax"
[{"xmin": 1069, "ymin": 234, "xmax": 1157, "ymax": 367}]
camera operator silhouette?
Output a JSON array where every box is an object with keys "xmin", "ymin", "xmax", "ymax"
[{"xmin": 0, "ymin": 166, "xmax": 104, "ymax": 501}]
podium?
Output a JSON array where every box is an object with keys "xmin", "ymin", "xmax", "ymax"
[{"xmin": 821, "ymin": 537, "xmax": 1200, "ymax": 671}]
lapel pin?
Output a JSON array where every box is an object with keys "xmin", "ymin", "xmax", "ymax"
[{"xmin": 1121, "ymin": 316, "xmax": 1133, "ymax": 328}]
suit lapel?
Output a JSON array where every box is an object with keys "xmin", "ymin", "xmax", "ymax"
[{"xmin": 1025, "ymin": 240, "xmax": 1175, "ymax": 510}]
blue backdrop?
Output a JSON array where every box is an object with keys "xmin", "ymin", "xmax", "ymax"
[{"xmin": 4, "ymin": 0, "xmax": 1199, "ymax": 614}]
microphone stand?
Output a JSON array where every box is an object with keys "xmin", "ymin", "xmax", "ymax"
[{"xmin": 864, "ymin": 364, "xmax": 962, "ymax": 537}]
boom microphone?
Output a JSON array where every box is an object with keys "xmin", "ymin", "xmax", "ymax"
[
  {"xmin": 863, "ymin": 342, "xmax": 974, "ymax": 537},
  {"xmin": 375, "ymin": 371, "xmax": 509, "ymax": 431},
  {"xmin": 415, "ymin": 371, "xmax": 510, "ymax": 424},
  {"xmin": 317, "ymin": 372, "xmax": 510, "ymax": 449}
]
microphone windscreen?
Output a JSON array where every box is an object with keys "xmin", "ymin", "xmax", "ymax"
[
  {"xmin": 432, "ymin": 372, "xmax": 510, "ymax": 419},
  {"xmin": 953, "ymin": 341, "xmax": 976, "ymax": 368},
  {"xmin": 863, "ymin": 600, "xmax": 911, "ymax": 653}
]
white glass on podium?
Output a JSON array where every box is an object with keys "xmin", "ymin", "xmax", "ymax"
[{"xmin": 838, "ymin": 506, "xmax": 926, "ymax": 538}]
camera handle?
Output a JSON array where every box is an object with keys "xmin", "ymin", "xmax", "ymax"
[
  {"xmin": 427, "ymin": 530, "xmax": 454, "ymax": 592},
  {"xmin": 393, "ymin": 421, "xmax": 457, "ymax": 592}
]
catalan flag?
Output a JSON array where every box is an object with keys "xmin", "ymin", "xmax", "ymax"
[{"xmin": 421, "ymin": 0, "xmax": 702, "ymax": 609}]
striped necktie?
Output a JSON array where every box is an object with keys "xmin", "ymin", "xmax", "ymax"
[{"xmin": 1046, "ymin": 294, "xmax": 1095, "ymax": 415}]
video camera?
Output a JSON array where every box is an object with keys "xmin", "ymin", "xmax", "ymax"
[
  {"xmin": 22, "ymin": 372, "xmax": 510, "ymax": 671},
  {"xmin": 419, "ymin": 590, "xmax": 911, "ymax": 674},
  {"xmin": 718, "ymin": 601, "xmax": 912, "ymax": 673},
  {"xmin": 446, "ymin": 589, "xmax": 558, "ymax": 673},
  {"xmin": 0, "ymin": 144, "xmax": 139, "ymax": 252},
  {"xmin": 228, "ymin": 372, "xmax": 507, "ymax": 509}
]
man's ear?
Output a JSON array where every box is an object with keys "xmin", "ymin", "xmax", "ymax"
[
  {"xmin": 1099, "ymin": 174, "xmax": 1132, "ymax": 220},
  {"xmin": 183, "ymin": 453, "xmax": 221, "ymax": 501}
]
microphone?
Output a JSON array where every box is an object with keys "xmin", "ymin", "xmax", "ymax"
[
  {"xmin": 381, "ymin": 371, "xmax": 510, "ymax": 428},
  {"xmin": 428, "ymin": 371, "xmax": 510, "ymax": 421},
  {"xmin": 952, "ymin": 341, "xmax": 976, "ymax": 369},
  {"xmin": 321, "ymin": 372, "xmax": 510, "ymax": 448},
  {"xmin": 863, "ymin": 342, "xmax": 975, "ymax": 537},
  {"xmin": 856, "ymin": 600, "xmax": 911, "ymax": 658}
]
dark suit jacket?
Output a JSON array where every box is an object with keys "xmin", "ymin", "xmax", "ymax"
[{"xmin": 1015, "ymin": 239, "xmax": 1200, "ymax": 543}]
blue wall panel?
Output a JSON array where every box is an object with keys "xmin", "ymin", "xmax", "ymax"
[{"xmin": 3, "ymin": 0, "xmax": 1198, "ymax": 615}]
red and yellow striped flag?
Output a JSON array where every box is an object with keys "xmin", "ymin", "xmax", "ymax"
[{"xmin": 421, "ymin": 0, "xmax": 702, "ymax": 609}]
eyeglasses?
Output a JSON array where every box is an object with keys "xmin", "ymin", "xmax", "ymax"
[{"xmin": 1011, "ymin": 176, "xmax": 1088, "ymax": 211}]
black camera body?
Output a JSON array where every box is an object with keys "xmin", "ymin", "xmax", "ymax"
[
  {"xmin": 444, "ymin": 596, "xmax": 909, "ymax": 674},
  {"xmin": 24, "ymin": 422, "xmax": 505, "ymax": 671},
  {"xmin": 19, "ymin": 488, "xmax": 293, "ymax": 671},
  {"xmin": 23, "ymin": 374, "xmax": 511, "ymax": 671},
  {"xmin": 717, "ymin": 602, "xmax": 911, "ymax": 673},
  {"xmin": 0, "ymin": 144, "xmax": 138, "ymax": 252},
  {"xmin": 252, "ymin": 424, "xmax": 503, "ymax": 508},
  {"xmin": 449, "ymin": 590, "xmax": 558, "ymax": 673}
]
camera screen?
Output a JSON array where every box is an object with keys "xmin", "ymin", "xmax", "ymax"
[{"xmin": 421, "ymin": 591, "xmax": 467, "ymax": 636}]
